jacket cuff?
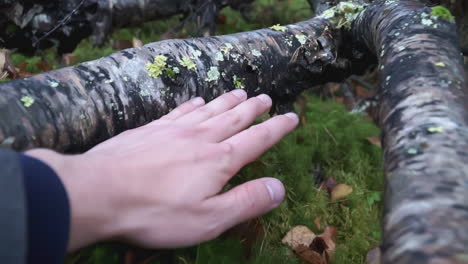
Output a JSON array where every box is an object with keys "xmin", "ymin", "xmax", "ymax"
[{"xmin": 19, "ymin": 154, "xmax": 70, "ymax": 264}]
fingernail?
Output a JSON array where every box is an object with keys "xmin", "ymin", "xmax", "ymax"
[
  {"xmin": 263, "ymin": 178, "xmax": 285, "ymax": 204},
  {"xmin": 257, "ymin": 94, "xmax": 272, "ymax": 105},
  {"xmin": 192, "ymin": 97, "xmax": 205, "ymax": 106},
  {"xmin": 231, "ymin": 89, "xmax": 247, "ymax": 99},
  {"xmin": 285, "ymin": 112, "xmax": 299, "ymax": 122}
]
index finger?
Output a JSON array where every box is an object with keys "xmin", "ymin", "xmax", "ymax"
[{"xmin": 221, "ymin": 113, "xmax": 299, "ymax": 173}]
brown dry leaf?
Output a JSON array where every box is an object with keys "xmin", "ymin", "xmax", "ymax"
[
  {"xmin": 216, "ymin": 13, "xmax": 227, "ymax": 24},
  {"xmin": 282, "ymin": 225, "xmax": 316, "ymax": 249},
  {"xmin": 133, "ymin": 37, "xmax": 143, "ymax": 48},
  {"xmin": 320, "ymin": 176, "xmax": 337, "ymax": 195},
  {"xmin": 366, "ymin": 247, "xmax": 381, "ymax": 264},
  {"xmin": 316, "ymin": 226, "xmax": 337, "ymax": 256},
  {"xmin": 113, "ymin": 39, "xmax": 133, "ymax": 50},
  {"xmin": 285, "ymin": 226, "xmax": 337, "ymax": 264},
  {"xmin": 355, "ymin": 84, "xmax": 375, "ymax": 99},
  {"xmin": 331, "ymin": 184, "xmax": 353, "ymax": 201},
  {"xmin": 366, "ymin": 137, "xmax": 381, "ymax": 148},
  {"xmin": 37, "ymin": 60, "xmax": 52, "ymax": 72},
  {"xmin": 295, "ymin": 245, "xmax": 325, "ymax": 264},
  {"xmin": 314, "ymin": 217, "xmax": 321, "ymax": 231},
  {"xmin": 334, "ymin": 97, "xmax": 344, "ymax": 104},
  {"xmin": 62, "ymin": 53, "xmax": 76, "ymax": 66}
]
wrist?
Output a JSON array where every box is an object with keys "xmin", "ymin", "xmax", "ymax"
[{"xmin": 24, "ymin": 149, "xmax": 119, "ymax": 251}]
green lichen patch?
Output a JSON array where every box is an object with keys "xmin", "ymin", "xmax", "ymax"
[
  {"xmin": 319, "ymin": 2, "xmax": 366, "ymax": 29},
  {"xmin": 214, "ymin": 52, "xmax": 225, "ymax": 61},
  {"xmin": 179, "ymin": 56, "xmax": 197, "ymax": 70},
  {"xmin": 407, "ymin": 147, "xmax": 418, "ymax": 155},
  {"xmin": 233, "ymin": 75, "xmax": 245, "ymax": 89},
  {"xmin": 220, "ymin": 43, "xmax": 234, "ymax": 58},
  {"xmin": 428, "ymin": 126, "xmax": 444, "ymax": 133},
  {"xmin": 269, "ymin": 24, "xmax": 287, "ymax": 32},
  {"xmin": 146, "ymin": 55, "xmax": 168, "ymax": 78},
  {"xmin": 295, "ymin": 34, "xmax": 307, "ymax": 45},
  {"xmin": 431, "ymin": 6, "xmax": 455, "ymax": 23},
  {"xmin": 206, "ymin": 67, "xmax": 220, "ymax": 82},
  {"xmin": 434, "ymin": 62, "xmax": 446, "ymax": 67},
  {"xmin": 47, "ymin": 80, "xmax": 60, "ymax": 88},
  {"xmin": 421, "ymin": 17, "xmax": 434, "ymax": 26},
  {"xmin": 192, "ymin": 50, "xmax": 202, "ymax": 58},
  {"xmin": 20, "ymin": 96, "xmax": 35, "ymax": 107},
  {"xmin": 139, "ymin": 89, "xmax": 151, "ymax": 97},
  {"xmin": 251, "ymin": 49, "xmax": 262, "ymax": 57}
]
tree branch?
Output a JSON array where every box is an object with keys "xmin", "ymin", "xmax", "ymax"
[
  {"xmin": 0, "ymin": 17, "xmax": 346, "ymax": 152},
  {"xmin": 352, "ymin": 1, "xmax": 468, "ymax": 262}
]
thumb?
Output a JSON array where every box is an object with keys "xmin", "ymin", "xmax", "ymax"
[{"xmin": 207, "ymin": 178, "xmax": 285, "ymax": 231}]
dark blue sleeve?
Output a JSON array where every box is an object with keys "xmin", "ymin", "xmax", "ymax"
[{"xmin": 19, "ymin": 154, "xmax": 70, "ymax": 264}]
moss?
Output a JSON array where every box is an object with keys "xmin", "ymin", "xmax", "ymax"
[
  {"xmin": 146, "ymin": 55, "xmax": 168, "ymax": 79},
  {"xmin": 233, "ymin": 75, "xmax": 245, "ymax": 89},
  {"xmin": 172, "ymin": 95, "xmax": 383, "ymax": 264},
  {"xmin": 431, "ymin": 6, "xmax": 455, "ymax": 23}
]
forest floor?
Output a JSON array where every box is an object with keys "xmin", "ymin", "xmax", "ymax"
[{"xmin": 3, "ymin": 0, "xmax": 384, "ymax": 263}]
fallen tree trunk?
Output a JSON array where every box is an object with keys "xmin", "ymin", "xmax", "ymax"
[
  {"xmin": 0, "ymin": 0, "xmax": 254, "ymax": 54},
  {"xmin": 0, "ymin": 17, "xmax": 360, "ymax": 152},
  {"xmin": 351, "ymin": 1, "xmax": 468, "ymax": 263}
]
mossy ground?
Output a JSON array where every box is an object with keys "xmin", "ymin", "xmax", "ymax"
[{"xmin": 6, "ymin": 0, "xmax": 383, "ymax": 262}]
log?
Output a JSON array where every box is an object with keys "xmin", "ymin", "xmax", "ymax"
[
  {"xmin": 352, "ymin": 0, "xmax": 468, "ymax": 263},
  {"xmin": 0, "ymin": 17, "xmax": 351, "ymax": 152}
]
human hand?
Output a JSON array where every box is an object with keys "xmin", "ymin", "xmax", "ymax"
[{"xmin": 26, "ymin": 90, "xmax": 298, "ymax": 251}]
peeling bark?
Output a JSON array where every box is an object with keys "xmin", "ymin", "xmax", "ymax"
[
  {"xmin": 0, "ymin": 18, "xmax": 345, "ymax": 152},
  {"xmin": 352, "ymin": 0, "xmax": 468, "ymax": 263}
]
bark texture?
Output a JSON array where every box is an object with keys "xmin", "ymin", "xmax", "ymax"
[
  {"xmin": 0, "ymin": 17, "xmax": 352, "ymax": 152},
  {"xmin": 0, "ymin": 0, "xmax": 253, "ymax": 54},
  {"xmin": 352, "ymin": 0, "xmax": 468, "ymax": 263}
]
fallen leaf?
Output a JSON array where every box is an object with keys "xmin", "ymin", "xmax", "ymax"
[
  {"xmin": 113, "ymin": 39, "xmax": 133, "ymax": 50},
  {"xmin": 314, "ymin": 217, "xmax": 321, "ymax": 231},
  {"xmin": 282, "ymin": 225, "xmax": 316, "ymax": 249},
  {"xmin": 366, "ymin": 247, "xmax": 381, "ymax": 264},
  {"xmin": 354, "ymin": 84, "xmax": 375, "ymax": 99},
  {"xmin": 62, "ymin": 53, "xmax": 76, "ymax": 66},
  {"xmin": 335, "ymin": 97, "xmax": 344, "ymax": 104},
  {"xmin": 216, "ymin": 14, "xmax": 227, "ymax": 24},
  {"xmin": 331, "ymin": 184, "xmax": 353, "ymax": 201},
  {"xmin": 295, "ymin": 245, "xmax": 325, "ymax": 264},
  {"xmin": 316, "ymin": 226, "xmax": 337, "ymax": 255},
  {"xmin": 284, "ymin": 226, "xmax": 338, "ymax": 264},
  {"xmin": 37, "ymin": 60, "xmax": 52, "ymax": 72},
  {"xmin": 366, "ymin": 137, "xmax": 381, "ymax": 148},
  {"xmin": 320, "ymin": 176, "xmax": 337, "ymax": 195},
  {"xmin": 133, "ymin": 37, "xmax": 143, "ymax": 48}
]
